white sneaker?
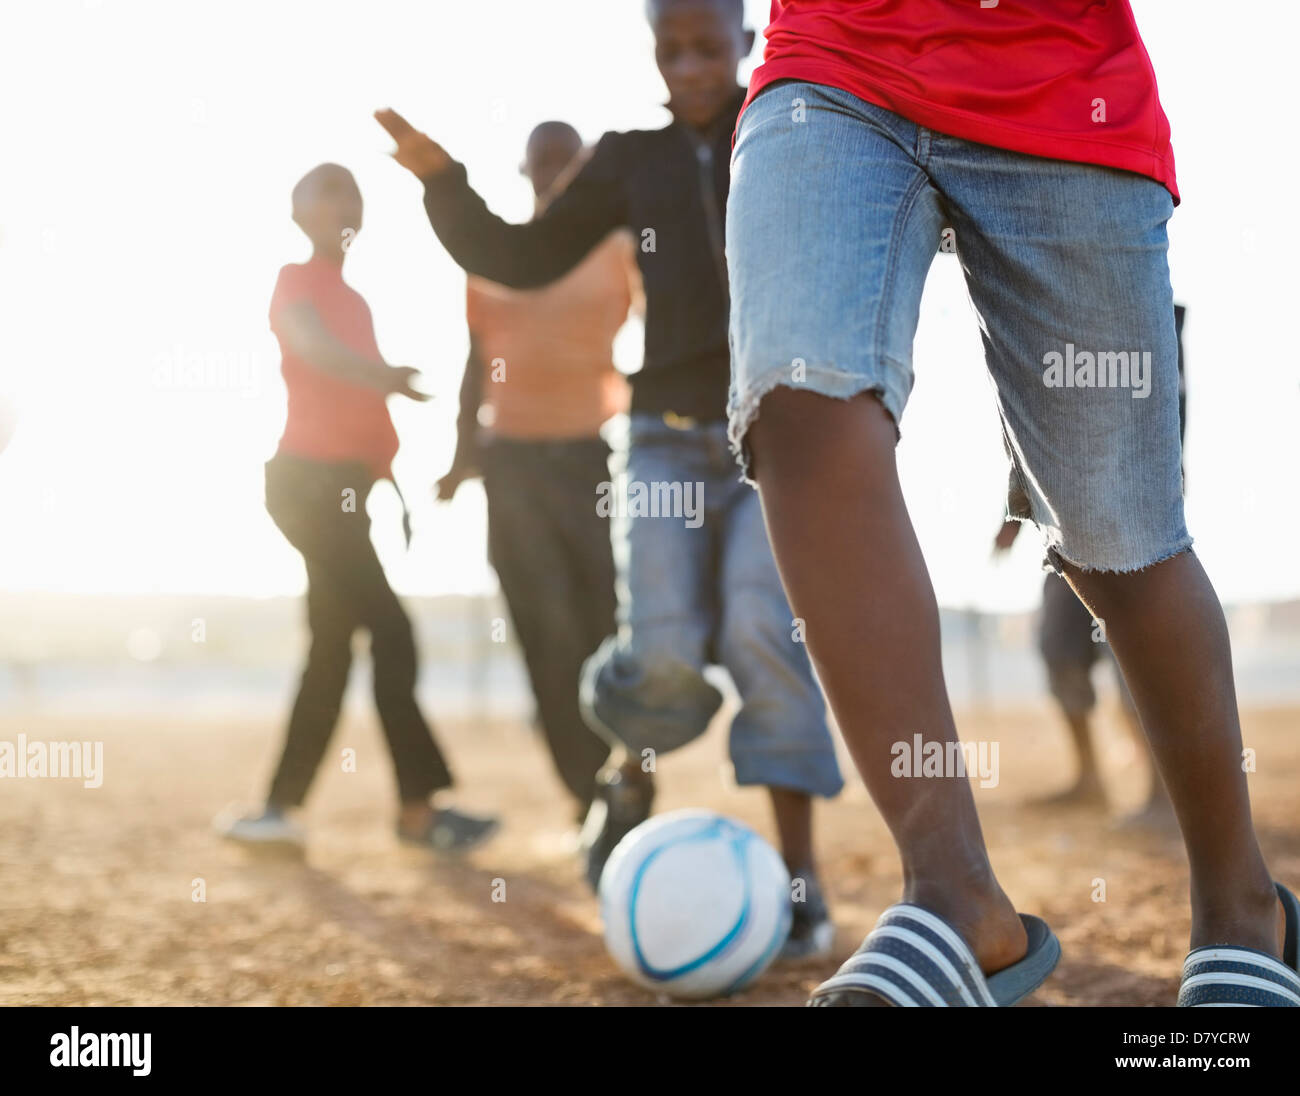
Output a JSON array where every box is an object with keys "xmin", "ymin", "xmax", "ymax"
[{"xmin": 216, "ymin": 806, "xmax": 305, "ymax": 854}]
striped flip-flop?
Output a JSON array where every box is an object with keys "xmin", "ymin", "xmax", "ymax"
[
  {"xmin": 1177, "ymin": 883, "xmax": 1300, "ymax": 1007},
  {"xmin": 807, "ymin": 902, "xmax": 1060, "ymax": 1007}
]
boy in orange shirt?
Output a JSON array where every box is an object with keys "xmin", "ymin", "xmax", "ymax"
[{"xmin": 438, "ymin": 123, "xmax": 636, "ymax": 823}]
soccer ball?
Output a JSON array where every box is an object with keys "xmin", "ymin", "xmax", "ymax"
[{"xmin": 599, "ymin": 809, "xmax": 792, "ymax": 999}]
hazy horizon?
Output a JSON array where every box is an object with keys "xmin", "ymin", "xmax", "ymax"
[{"xmin": 2, "ymin": 0, "xmax": 1296, "ymax": 611}]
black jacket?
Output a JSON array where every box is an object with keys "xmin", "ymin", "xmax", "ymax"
[{"xmin": 421, "ymin": 88, "xmax": 745, "ymax": 423}]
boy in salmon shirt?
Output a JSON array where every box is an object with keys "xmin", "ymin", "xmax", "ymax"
[{"xmin": 220, "ymin": 163, "xmax": 497, "ymax": 855}]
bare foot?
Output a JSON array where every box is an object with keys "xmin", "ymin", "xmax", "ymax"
[
  {"xmin": 1029, "ymin": 780, "xmax": 1108, "ymax": 810},
  {"xmin": 1112, "ymin": 796, "xmax": 1179, "ymax": 835}
]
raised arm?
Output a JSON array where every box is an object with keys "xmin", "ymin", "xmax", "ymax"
[{"xmin": 376, "ymin": 108, "xmax": 627, "ymax": 290}]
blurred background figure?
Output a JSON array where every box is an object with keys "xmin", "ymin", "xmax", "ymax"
[
  {"xmin": 218, "ymin": 164, "xmax": 497, "ymax": 855},
  {"xmin": 437, "ymin": 121, "xmax": 638, "ymax": 826}
]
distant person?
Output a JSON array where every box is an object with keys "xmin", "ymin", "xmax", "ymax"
[
  {"xmin": 992, "ymin": 305, "xmax": 1186, "ymax": 828},
  {"xmin": 437, "ymin": 121, "xmax": 637, "ymax": 824},
  {"xmin": 219, "ymin": 163, "xmax": 497, "ymax": 854},
  {"xmin": 376, "ymin": 0, "xmax": 843, "ymax": 959}
]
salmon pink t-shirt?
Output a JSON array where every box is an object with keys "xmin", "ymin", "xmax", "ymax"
[
  {"xmin": 466, "ymin": 230, "xmax": 636, "ymax": 440},
  {"xmin": 269, "ymin": 257, "xmax": 400, "ymax": 478},
  {"xmin": 745, "ymin": 0, "xmax": 1178, "ymax": 203}
]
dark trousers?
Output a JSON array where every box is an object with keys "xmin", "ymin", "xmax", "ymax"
[
  {"xmin": 264, "ymin": 453, "xmax": 452, "ymax": 807},
  {"xmin": 481, "ymin": 437, "xmax": 616, "ymax": 816},
  {"xmin": 1038, "ymin": 571, "xmax": 1136, "ymax": 719}
]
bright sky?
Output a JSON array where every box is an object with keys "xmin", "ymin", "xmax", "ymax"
[{"xmin": 1, "ymin": 0, "xmax": 1296, "ymax": 610}]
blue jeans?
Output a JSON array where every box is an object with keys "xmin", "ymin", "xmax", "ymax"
[
  {"xmin": 580, "ymin": 414, "xmax": 843, "ymax": 799},
  {"xmin": 727, "ymin": 80, "xmax": 1189, "ymax": 574}
]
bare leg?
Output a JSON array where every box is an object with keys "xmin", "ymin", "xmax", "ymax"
[
  {"xmin": 768, "ymin": 786, "xmax": 815, "ymax": 875},
  {"xmin": 1060, "ymin": 554, "xmax": 1283, "ymax": 953},
  {"xmin": 749, "ymin": 389, "xmax": 1027, "ymax": 977},
  {"xmin": 1037, "ymin": 575, "xmax": 1108, "ymax": 807},
  {"xmin": 771, "ymin": 785, "xmax": 835, "ymax": 959},
  {"xmin": 1034, "ymin": 709, "xmax": 1108, "ymax": 808}
]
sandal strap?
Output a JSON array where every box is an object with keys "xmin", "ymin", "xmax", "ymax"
[
  {"xmin": 1178, "ymin": 946, "xmax": 1300, "ymax": 1007},
  {"xmin": 808, "ymin": 903, "xmax": 995, "ymax": 1007}
]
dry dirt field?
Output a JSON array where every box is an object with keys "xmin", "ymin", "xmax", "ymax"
[{"xmin": 2, "ymin": 703, "xmax": 1297, "ymax": 1006}]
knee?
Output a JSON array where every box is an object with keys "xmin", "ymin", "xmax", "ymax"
[
  {"xmin": 369, "ymin": 608, "xmax": 416, "ymax": 662},
  {"xmin": 588, "ymin": 627, "xmax": 708, "ymax": 698},
  {"xmin": 582, "ymin": 629, "xmax": 722, "ymax": 752},
  {"xmin": 749, "ymin": 388, "xmax": 895, "ymax": 481}
]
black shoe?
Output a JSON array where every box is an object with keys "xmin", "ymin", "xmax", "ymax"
[
  {"xmin": 780, "ymin": 872, "xmax": 835, "ymax": 961},
  {"xmin": 398, "ymin": 806, "xmax": 499, "ymax": 853},
  {"xmin": 578, "ymin": 767, "xmax": 654, "ymax": 892}
]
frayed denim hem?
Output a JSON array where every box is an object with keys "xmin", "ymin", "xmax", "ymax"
[
  {"xmin": 726, "ymin": 362, "xmax": 907, "ymax": 486},
  {"xmin": 1043, "ymin": 533, "xmax": 1195, "ymax": 577},
  {"xmin": 731, "ymin": 749, "xmax": 845, "ymax": 800}
]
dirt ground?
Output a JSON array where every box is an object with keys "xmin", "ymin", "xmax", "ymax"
[{"xmin": 1, "ymin": 702, "xmax": 1296, "ymax": 1006}]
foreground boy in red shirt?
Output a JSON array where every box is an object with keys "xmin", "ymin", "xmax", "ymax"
[{"xmin": 727, "ymin": 2, "xmax": 1298, "ymax": 1006}]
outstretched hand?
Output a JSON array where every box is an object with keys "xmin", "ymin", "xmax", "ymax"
[
  {"xmin": 387, "ymin": 366, "xmax": 432, "ymax": 402},
  {"xmin": 435, "ymin": 465, "xmax": 472, "ymax": 501},
  {"xmin": 991, "ymin": 518, "xmax": 1021, "ymax": 556},
  {"xmin": 374, "ymin": 108, "xmax": 451, "ymax": 178}
]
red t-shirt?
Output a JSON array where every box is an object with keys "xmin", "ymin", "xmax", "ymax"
[
  {"xmin": 744, "ymin": 0, "xmax": 1178, "ymax": 203},
  {"xmin": 269, "ymin": 257, "xmax": 400, "ymax": 478}
]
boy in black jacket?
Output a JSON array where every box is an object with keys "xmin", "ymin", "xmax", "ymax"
[{"xmin": 376, "ymin": 0, "xmax": 842, "ymax": 958}]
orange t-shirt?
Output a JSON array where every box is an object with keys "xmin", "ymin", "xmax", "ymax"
[
  {"xmin": 466, "ymin": 229, "xmax": 637, "ymax": 440},
  {"xmin": 269, "ymin": 257, "xmax": 400, "ymax": 478}
]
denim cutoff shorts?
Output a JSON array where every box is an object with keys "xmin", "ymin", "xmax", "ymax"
[{"xmin": 727, "ymin": 80, "xmax": 1190, "ymax": 574}]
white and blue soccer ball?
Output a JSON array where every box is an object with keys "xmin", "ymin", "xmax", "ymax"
[{"xmin": 599, "ymin": 809, "xmax": 792, "ymax": 999}]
